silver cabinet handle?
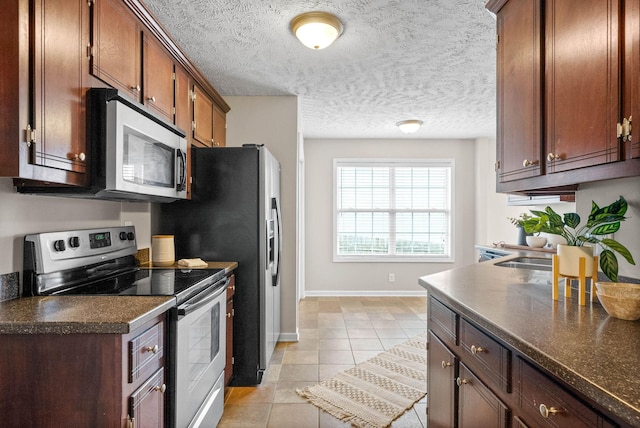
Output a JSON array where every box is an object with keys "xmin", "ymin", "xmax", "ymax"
[
  {"xmin": 147, "ymin": 96, "xmax": 156, "ymax": 103},
  {"xmin": 153, "ymin": 384, "xmax": 167, "ymax": 394},
  {"xmin": 441, "ymin": 361, "xmax": 452, "ymax": 369},
  {"xmin": 547, "ymin": 152, "xmax": 562, "ymax": 162},
  {"xmin": 144, "ymin": 345, "xmax": 159, "ymax": 354},
  {"xmin": 130, "ymin": 85, "xmax": 141, "ymax": 92},
  {"xmin": 470, "ymin": 345, "xmax": 485, "ymax": 355},
  {"xmin": 522, "ymin": 159, "xmax": 538, "ymax": 167},
  {"xmin": 70, "ymin": 152, "xmax": 86, "ymax": 161},
  {"xmin": 539, "ymin": 403, "xmax": 560, "ymax": 418},
  {"xmin": 456, "ymin": 377, "xmax": 468, "ymax": 387}
]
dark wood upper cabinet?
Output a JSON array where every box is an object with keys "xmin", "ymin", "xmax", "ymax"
[
  {"xmin": 625, "ymin": 0, "xmax": 640, "ymax": 159},
  {"xmin": 32, "ymin": 0, "xmax": 88, "ymax": 174},
  {"xmin": 545, "ymin": 0, "xmax": 622, "ymax": 173},
  {"xmin": 174, "ymin": 65, "xmax": 193, "ymax": 140},
  {"xmin": 496, "ymin": 0, "xmax": 543, "ymax": 183},
  {"xmin": 143, "ymin": 33, "xmax": 175, "ymax": 122},
  {"xmin": 487, "ymin": 0, "xmax": 640, "ymax": 194},
  {"xmin": 90, "ymin": 0, "xmax": 142, "ymax": 101},
  {"xmin": 1, "ymin": 0, "xmax": 88, "ymax": 186},
  {"xmin": 193, "ymin": 84, "xmax": 215, "ymax": 147}
]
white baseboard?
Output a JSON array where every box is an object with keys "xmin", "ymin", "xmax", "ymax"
[
  {"xmin": 303, "ymin": 290, "xmax": 428, "ymax": 297},
  {"xmin": 278, "ymin": 331, "xmax": 300, "ymax": 342}
]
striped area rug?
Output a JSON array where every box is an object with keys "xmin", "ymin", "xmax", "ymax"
[{"xmin": 296, "ymin": 333, "xmax": 427, "ymax": 428}]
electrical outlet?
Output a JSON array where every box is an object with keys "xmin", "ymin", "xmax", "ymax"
[{"xmin": 388, "ymin": 273, "xmax": 395, "ymax": 282}]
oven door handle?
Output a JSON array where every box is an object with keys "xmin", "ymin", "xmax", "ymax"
[{"xmin": 177, "ymin": 277, "xmax": 230, "ymax": 317}]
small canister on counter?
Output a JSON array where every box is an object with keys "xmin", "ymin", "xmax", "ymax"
[{"xmin": 151, "ymin": 235, "xmax": 175, "ymax": 266}]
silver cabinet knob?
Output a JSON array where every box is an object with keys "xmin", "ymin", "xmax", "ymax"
[
  {"xmin": 522, "ymin": 159, "xmax": 538, "ymax": 167},
  {"xmin": 470, "ymin": 345, "xmax": 485, "ymax": 355},
  {"xmin": 153, "ymin": 384, "xmax": 167, "ymax": 394},
  {"xmin": 71, "ymin": 152, "xmax": 86, "ymax": 162},
  {"xmin": 130, "ymin": 85, "xmax": 141, "ymax": 92},
  {"xmin": 539, "ymin": 404, "xmax": 560, "ymax": 418},
  {"xmin": 147, "ymin": 96, "xmax": 156, "ymax": 103},
  {"xmin": 441, "ymin": 361, "xmax": 452, "ymax": 369},
  {"xmin": 547, "ymin": 152, "xmax": 562, "ymax": 162},
  {"xmin": 456, "ymin": 377, "xmax": 468, "ymax": 387},
  {"xmin": 145, "ymin": 345, "xmax": 159, "ymax": 354}
]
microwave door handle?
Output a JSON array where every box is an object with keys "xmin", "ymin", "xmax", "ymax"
[{"xmin": 176, "ymin": 149, "xmax": 186, "ymax": 191}]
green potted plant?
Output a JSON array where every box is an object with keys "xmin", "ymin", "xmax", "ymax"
[
  {"xmin": 522, "ymin": 196, "xmax": 635, "ymax": 282},
  {"xmin": 508, "ymin": 213, "xmax": 533, "ymax": 246}
]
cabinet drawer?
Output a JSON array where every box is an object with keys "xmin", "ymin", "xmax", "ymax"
[
  {"xmin": 429, "ymin": 297, "xmax": 457, "ymax": 349},
  {"xmin": 459, "ymin": 318, "xmax": 511, "ymax": 394},
  {"xmin": 129, "ymin": 321, "xmax": 164, "ymax": 383},
  {"xmin": 515, "ymin": 357, "xmax": 616, "ymax": 428}
]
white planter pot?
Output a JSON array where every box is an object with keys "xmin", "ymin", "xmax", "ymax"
[{"xmin": 557, "ymin": 244, "xmax": 594, "ymax": 277}]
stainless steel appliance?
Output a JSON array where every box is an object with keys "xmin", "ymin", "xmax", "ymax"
[
  {"xmin": 158, "ymin": 144, "xmax": 282, "ymax": 386},
  {"xmin": 23, "ymin": 226, "xmax": 227, "ymax": 428},
  {"xmin": 19, "ymin": 88, "xmax": 187, "ymax": 202}
]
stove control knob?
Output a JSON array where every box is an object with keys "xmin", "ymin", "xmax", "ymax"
[
  {"xmin": 53, "ymin": 239, "xmax": 66, "ymax": 252},
  {"xmin": 127, "ymin": 232, "xmax": 135, "ymax": 241},
  {"xmin": 119, "ymin": 231, "xmax": 127, "ymax": 241},
  {"xmin": 68, "ymin": 236, "xmax": 80, "ymax": 248}
]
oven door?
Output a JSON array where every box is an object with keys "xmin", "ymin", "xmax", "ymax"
[{"xmin": 173, "ymin": 277, "xmax": 228, "ymax": 428}]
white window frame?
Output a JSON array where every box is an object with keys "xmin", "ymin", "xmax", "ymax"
[{"xmin": 333, "ymin": 158, "xmax": 455, "ymax": 263}]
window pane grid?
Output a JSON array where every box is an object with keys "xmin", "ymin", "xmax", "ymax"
[{"xmin": 336, "ymin": 161, "xmax": 452, "ymax": 260}]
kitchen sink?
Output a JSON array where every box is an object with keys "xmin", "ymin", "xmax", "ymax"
[{"xmin": 494, "ymin": 257, "xmax": 552, "ymax": 271}]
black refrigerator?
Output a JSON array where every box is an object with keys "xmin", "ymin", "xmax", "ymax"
[{"xmin": 158, "ymin": 144, "xmax": 281, "ymax": 386}]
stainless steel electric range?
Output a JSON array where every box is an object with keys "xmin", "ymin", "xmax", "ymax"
[{"xmin": 23, "ymin": 226, "xmax": 228, "ymax": 428}]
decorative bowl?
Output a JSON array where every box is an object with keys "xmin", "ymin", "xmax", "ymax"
[
  {"xmin": 596, "ymin": 290, "xmax": 640, "ymax": 321},
  {"xmin": 526, "ymin": 236, "xmax": 547, "ymax": 248},
  {"xmin": 595, "ymin": 282, "xmax": 640, "ymax": 299}
]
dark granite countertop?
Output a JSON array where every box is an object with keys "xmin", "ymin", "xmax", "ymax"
[
  {"xmin": 0, "ymin": 295, "xmax": 175, "ymax": 334},
  {"xmin": 0, "ymin": 261, "xmax": 237, "ymax": 335},
  {"xmin": 419, "ymin": 252, "xmax": 640, "ymax": 427}
]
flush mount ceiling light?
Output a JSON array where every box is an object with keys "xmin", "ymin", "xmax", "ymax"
[
  {"xmin": 396, "ymin": 120, "xmax": 423, "ymax": 134},
  {"xmin": 290, "ymin": 11, "xmax": 343, "ymax": 50}
]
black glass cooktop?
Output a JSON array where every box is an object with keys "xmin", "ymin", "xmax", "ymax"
[{"xmin": 53, "ymin": 267, "xmax": 225, "ymax": 303}]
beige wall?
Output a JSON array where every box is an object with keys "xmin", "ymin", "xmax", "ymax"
[
  {"xmin": 304, "ymin": 138, "xmax": 477, "ymax": 295},
  {"xmin": 0, "ymin": 178, "xmax": 152, "ymax": 282},
  {"xmin": 224, "ymin": 96, "xmax": 300, "ymax": 341}
]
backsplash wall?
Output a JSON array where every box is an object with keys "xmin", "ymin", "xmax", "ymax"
[{"xmin": 0, "ymin": 178, "xmax": 152, "ymax": 284}]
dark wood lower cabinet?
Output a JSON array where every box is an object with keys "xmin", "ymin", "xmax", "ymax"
[
  {"xmin": 457, "ymin": 362, "xmax": 509, "ymax": 427},
  {"xmin": 427, "ymin": 296, "xmax": 620, "ymax": 428},
  {"xmin": 427, "ymin": 331, "xmax": 457, "ymax": 428},
  {"xmin": 0, "ymin": 315, "xmax": 166, "ymax": 427}
]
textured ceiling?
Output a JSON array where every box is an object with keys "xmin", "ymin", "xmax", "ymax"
[{"xmin": 143, "ymin": 0, "xmax": 497, "ymax": 139}]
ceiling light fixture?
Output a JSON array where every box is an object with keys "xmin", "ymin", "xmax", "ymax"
[
  {"xmin": 290, "ymin": 11, "xmax": 343, "ymax": 50},
  {"xmin": 396, "ymin": 120, "xmax": 423, "ymax": 134}
]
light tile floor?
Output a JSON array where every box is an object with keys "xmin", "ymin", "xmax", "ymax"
[{"xmin": 219, "ymin": 296, "xmax": 429, "ymax": 428}]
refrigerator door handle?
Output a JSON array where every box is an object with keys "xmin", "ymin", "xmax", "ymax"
[{"xmin": 272, "ymin": 197, "xmax": 281, "ymax": 287}]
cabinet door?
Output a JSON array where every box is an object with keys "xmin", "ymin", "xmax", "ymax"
[
  {"xmin": 427, "ymin": 331, "xmax": 457, "ymax": 428},
  {"xmin": 457, "ymin": 362, "xmax": 510, "ymax": 428},
  {"xmin": 625, "ymin": 0, "xmax": 640, "ymax": 159},
  {"xmin": 143, "ymin": 34, "xmax": 175, "ymax": 122},
  {"xmin": 225, "ymin": 297, "xmax": 234, "ymax": 385},
  {"xmin": 174, "ymin": 66, "xmax": 192, "ymax": 138},
  {"xmin": 213, "ymin": 104, "xmax": 226, "ymax": 147},
  {"xmin": 193, "ymin": 85, "xmax": 214, "ymax": 147},
  {"xmin": 91, "ymin": 0, "xmax": 141, "ymax": 101},
  {"xmin": 32, "ymin": 0, "xmax": 87, "ymax": 174},
  {"xmin": 496, "ymin": 0, "xmax": 543, "ymax": 182},
  {"xmin": 129, "ymin": 367, "xmax": 165, "ymax": 428},
  {"xmin": 545, "ymin": 0, "xmax": 621, "ymax": 173}
]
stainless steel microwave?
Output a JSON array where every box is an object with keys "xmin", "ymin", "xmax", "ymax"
[{"xmin": 18, "ymin": 88, "xmax": 187, "ymax": 202}]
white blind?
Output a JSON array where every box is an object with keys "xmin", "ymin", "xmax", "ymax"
[{"xmin": 335, "ymin": 160, "xmax": 452, "ymax": 261}]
